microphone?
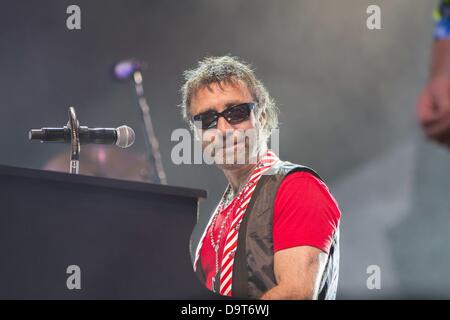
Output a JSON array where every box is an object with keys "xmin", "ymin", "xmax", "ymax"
[
  {"xmin": 113, "ymin": 59, "xmax": 147, "ymax": 80},
  {"xmin": 29, "ymin": 125, "xmax": 135, "ymax": 148}
]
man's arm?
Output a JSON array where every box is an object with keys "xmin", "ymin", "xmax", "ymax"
[{"xmin": 260, "ymin": 246, "xmax": 328, "ymax": 300}]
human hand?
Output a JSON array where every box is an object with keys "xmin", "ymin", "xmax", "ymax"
[{"xmin": 417, "ymin": 75, "xmax": 450, "ymax": 148}]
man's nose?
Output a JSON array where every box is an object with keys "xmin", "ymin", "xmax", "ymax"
[{"xmin": 216, "ymin": 116, "xmax": 233, "ymax": 134}]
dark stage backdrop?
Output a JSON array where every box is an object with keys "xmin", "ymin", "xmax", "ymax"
[{"xmin": 1, "ymin": 0, "xmax": 449, "ymax": 298}]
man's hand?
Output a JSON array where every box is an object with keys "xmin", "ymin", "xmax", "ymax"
[
  {"xmin": 417, "ymin": 40, "xmax": 450, "ymax": 148},
  {"xmin": 417, "ymin": 75, "xmax": 450, "ymax": 147},
  {"xmin": 259, "ymin": 246, "xmax": 328, "ymax": 300}
]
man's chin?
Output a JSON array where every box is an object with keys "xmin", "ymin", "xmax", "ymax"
[{"xmin": 212, "ymin": 148, "xmax": 258, "ymax": 169}]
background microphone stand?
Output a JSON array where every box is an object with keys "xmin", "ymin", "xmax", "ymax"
[
  {"xmin": 113, "ymin": 59, "xmax": 167, "ymax": 185},
  {"xmin": 131, "ymin": 70, "xmax": 167, "ymax": 185},
  {"xmin": 132, "ymin": 70, "xmax": 167, "ymax": 184}
]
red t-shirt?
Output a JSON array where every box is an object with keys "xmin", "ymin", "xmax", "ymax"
[{"xmin": 199, "ymin": 171, "xmax": 341, "ymax": 291}]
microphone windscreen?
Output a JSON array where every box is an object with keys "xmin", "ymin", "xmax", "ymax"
[
  {"xmin": 115, "ymin": 125, "xmax": 135, "ymax": 148},
  {"xmin": 113, "ymin": 59, "xmax": 146, "ymax": 80}
]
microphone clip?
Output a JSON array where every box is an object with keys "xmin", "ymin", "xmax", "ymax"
[{"xmin": 67, "ymin": 106, "xmax": 80, "ymax": 174}]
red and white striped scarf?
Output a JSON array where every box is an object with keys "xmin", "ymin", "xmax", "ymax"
[{"xmin": 194, "ymin": 150, "xmax": 279, "ymax": 296}]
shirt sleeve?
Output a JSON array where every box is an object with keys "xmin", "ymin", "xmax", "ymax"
[
  {"xmin": 273, "ymin": 171, "xmax": 341, "ymax": 254},
  {"xmin": 434, "ymin": 0, "xmax": 450, "ymax": 39}
]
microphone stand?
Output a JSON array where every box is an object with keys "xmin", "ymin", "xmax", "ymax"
[{"xmin": 132, "ymin": 71, "xmax": 167, "ymax": 185}]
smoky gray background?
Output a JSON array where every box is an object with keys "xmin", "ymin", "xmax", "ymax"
[{"xmin": 1, "ymin": 0, "xmax": 449, "ymax": 298}]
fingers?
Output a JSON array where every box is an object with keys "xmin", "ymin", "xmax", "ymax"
[
  {"xmin": 417, "ymin": 86, "xmax": 439, "ymax": 127},
  {"xmin": 422, "ymin": 109, "xmax": 450, "ymax": 147},
  {"xmin": 418, "ymin": 77, "xmax": 450, "ymax": 146},
  {"xmin": 424, "ymin": 113, "xmax": 450, "ymax": 139},
  {"xmin": 432, "ymin": 76, "xmax": 450, "ymax": 114}
]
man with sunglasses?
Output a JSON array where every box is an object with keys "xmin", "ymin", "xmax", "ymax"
[{"xmin": 180, "ymin": 56, "xmax": 341, "ymax": 300}]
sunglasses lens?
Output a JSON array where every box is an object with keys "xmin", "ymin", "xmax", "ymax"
[
  {"xmin": 193, "ymin": 112, "xmax": 217, "ymax": 130},
  {"xmin": 225, "ymin": 103, "xmax": 253, "ymax": 124}
]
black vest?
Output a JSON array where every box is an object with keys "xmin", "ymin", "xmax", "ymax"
[{"xmin": 195, "ymin": 160, "xmax": 340, "ymax": 299}]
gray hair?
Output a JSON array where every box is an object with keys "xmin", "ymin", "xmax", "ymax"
[{"xmin": 180, "ymin": 55, "xmax": 279, "ymax": 138}]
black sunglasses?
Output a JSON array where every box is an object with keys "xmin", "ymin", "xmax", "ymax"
[{"xmin": 191, "ymin": 102, "xmax": 256, "ymax": 130}]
